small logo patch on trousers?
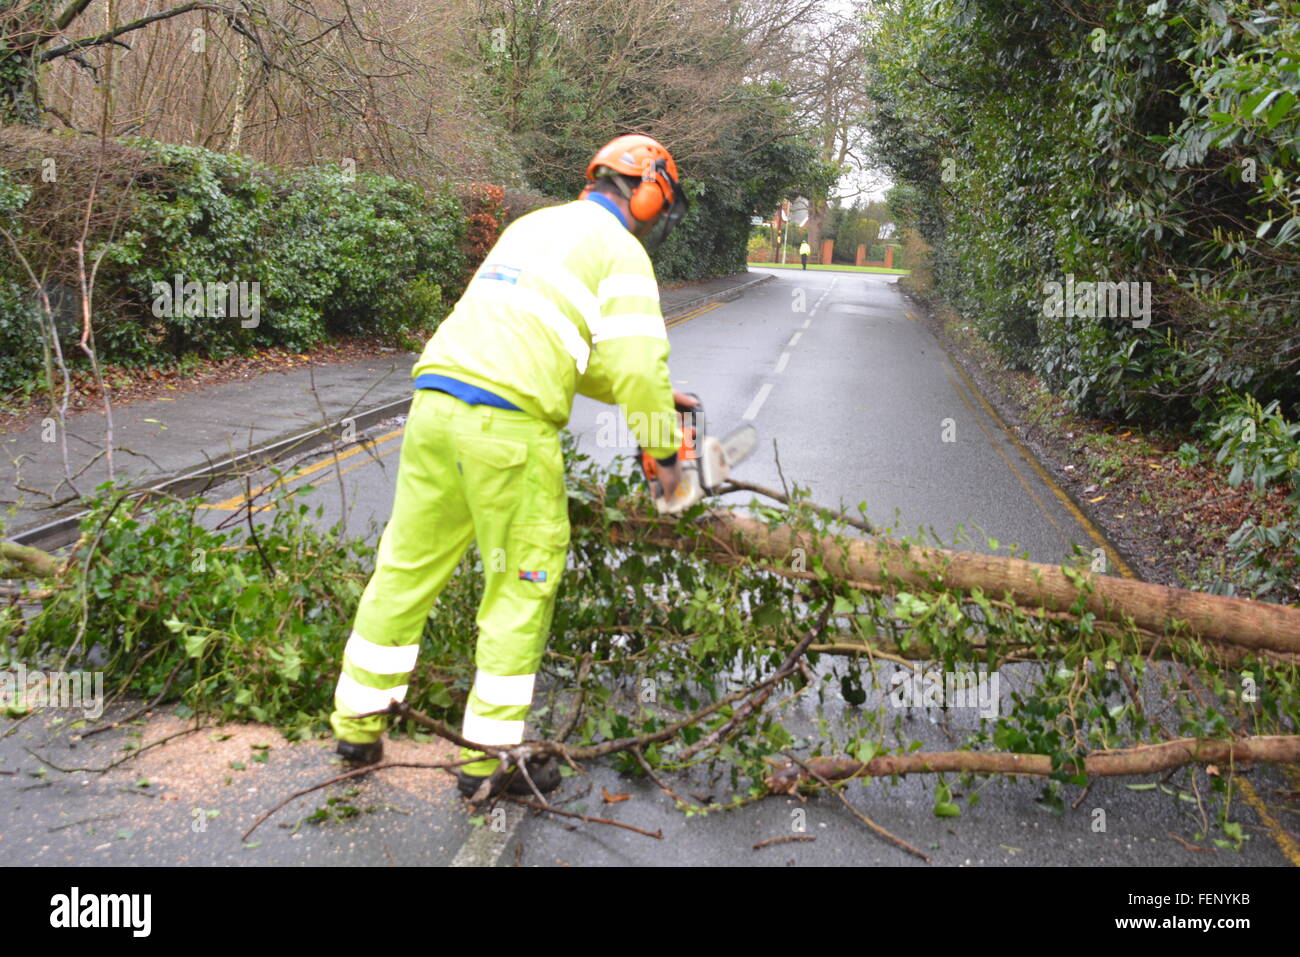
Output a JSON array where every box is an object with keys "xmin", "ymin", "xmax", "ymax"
[{"xmin": 518, "ymin": 570, "xmax": 547, "ymax": 582}]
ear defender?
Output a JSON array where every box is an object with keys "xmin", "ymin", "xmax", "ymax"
[{"xmin": 629, "ymin": 160, "xmax": 670, "ymax": 222}]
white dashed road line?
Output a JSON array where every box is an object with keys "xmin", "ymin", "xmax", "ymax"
[
  {"xmin": 749, "ymin": 277, "xmax": 836, "ymax": 422},
  {"xmin": 743, "ymin": 383, "xmax": 773, "ymax": 421}
]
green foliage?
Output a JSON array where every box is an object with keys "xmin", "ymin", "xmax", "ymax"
[
  {"xmin": 0, "ymin": 35, "xmax": 41, "ymax": 125},
  {"xmin": 0, "ymin": 166, "xmax": 42, "ymax": 390},
  {"xmin": 1222, "ymin": 517, "xmax": 1300, "ymax": 601},
  {"xmin": 1204, "ymin": 391, "xmax": 1300, "ymax": 602},
  {"xmin": 652, "ymin": 114, "xmax": 819, "ymax": 282},
  {"xmin": 469, "ymin": 0, "xmax": 822, "ymax": 283},
  {"xmin": 0, "ymin": 140, "xmax": 466, "ymax": 391},
  {"xmin": 5, "ymin": 484, "xmax": 389, "ymax": 740},
  {"xmin": 863, "ymin": 0, "xmax": 1300, "ymax": 426},
  {"xmin": 1207, "ymin": 391, "xmax": 1300, "ymax": 493},
  {"xmin": 0, "ymin": 275, "xmax": 42, "ymax": 396},
  {"xmin": 106, "ymin": 142, "xmax": 465, "ymax": 357},
  {"xmin": 831, "ymin": 203, "xmax": 881, "ymax": 263}
]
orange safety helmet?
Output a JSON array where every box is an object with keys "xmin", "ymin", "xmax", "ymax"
[{"xmin": 583, "ymin": 134, "xmax": 689, "ymax": 251}]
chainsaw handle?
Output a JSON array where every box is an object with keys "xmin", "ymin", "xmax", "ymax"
[
  {"xmin": 675, "ymin": 393, "xmax": 703, "ymax": 458},
  {"xmin": 640, "ymin": 392, "xmax": 701, "ymax": 503}
]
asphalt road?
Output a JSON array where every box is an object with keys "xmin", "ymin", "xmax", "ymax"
[
  {"xmin": 572, "ymin": 268, "xmax": 1123, "ymax": 569},
  {"xmin": 8, "ymin": 268, "xmax": 1294, "ymax": 868}
]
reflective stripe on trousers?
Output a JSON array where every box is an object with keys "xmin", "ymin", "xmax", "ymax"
[{"xmin": 330, "ymin": 389, "xmax": 569, "ymax": 778}]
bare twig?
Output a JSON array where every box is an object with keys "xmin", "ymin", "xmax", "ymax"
[
  {"xmin": 782, "ymin": 751, "xmax": 933, "ymax": 864},
  {"xmin": 75, "ymin": 660, "xmax": 186, "ymax": 740},
  {"xmin": 22, "ymin": 724, "xmax": 201, "ymax": 773},
  {"xmin": 752, "ymin": 834, "xmax": 816, "ymax": 850},
  {"xmin": 243, "ymin": 755, "xmax": 484, "ymax": 842},
  {"xmin": 505, "ymin": 796, "xmax": 663, "ymax": 839},
  {"xmin": 716, "ymin": 477, "xmax": 875, "ymax": 533},
  {"xmin": 1167, "ymin": 831, "xmax": 1215, "ymax": 853}
]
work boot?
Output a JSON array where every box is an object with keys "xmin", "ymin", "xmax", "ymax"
[
  {"xmin": 457, "ymin": 755, "xmax": 562, "ymax": 800},
  {"xmin": 336, "ymin": 738, "xmax": 383, "ymax": 767}
]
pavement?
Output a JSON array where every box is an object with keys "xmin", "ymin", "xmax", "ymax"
[
  {"xmin": 3, "ymin": 264, "xmax": 1298, "ymax": 868},
  {"xmin": 0, "ymin": 271, "xmax": 769, "ymax": 549}
]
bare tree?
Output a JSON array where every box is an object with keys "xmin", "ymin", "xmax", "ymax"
[
  {"xmin": 0, "ymin": 129, "xmax": 142, "ymax": 503},
  {"xmin": 771, "ymin": 10, "xmax": 871, "ymax": 256},
  {"xmin": 4, "ymin": 0, "xmax": 508, "ymax": 184}
]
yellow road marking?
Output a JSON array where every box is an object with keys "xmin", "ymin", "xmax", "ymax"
[
  {"xmin": 1237, "ymin": 777, "xmax": 1300, "ymax": 867},
  {"xmin": 666, "ymin": 301, "xmax": 722, "ymax": 328},
  {"xmin": 946, "ymin": 359, "xmax": 1136, "ymax": 579},
  {"xmin": 198, "ymin": 427, "xmax": 405, "ymax": 510}
]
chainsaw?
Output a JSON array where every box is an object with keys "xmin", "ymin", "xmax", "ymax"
[{"xmin": 639, "ymin": 394, "xmax": 757, "ymax": 514}]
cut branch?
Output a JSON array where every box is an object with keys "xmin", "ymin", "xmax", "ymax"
[
  {"xmin": 1, "ymin": 541, "xmax": 60, "ymax": 579},
  {"xmin": 764, "ymin": 735, "xmax": 1300, "ymax": 793}
]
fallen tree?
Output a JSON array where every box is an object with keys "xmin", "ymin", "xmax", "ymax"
[
  {"xmin": 5, "ymin": 457, "xmax": 1298, "ymax": 852},
  {"xmin": 763, "ymin": 735, "xmax": 1300, "ymax": 793},
  {"xmin": 8, "ymin": 482, "xmax": 1299, "ymax": 653},
  {"xmin": 608, "ymin": 509, "xmax": 1300, "ymax": 656}
]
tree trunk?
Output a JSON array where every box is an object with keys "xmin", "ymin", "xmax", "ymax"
[
  {"xmin": 609, "ymin": 511, "xmax": 1300, "ymax": 655},
  {"xmin": 805, "ymin": 198, "xmax": 826, "ymax": 263},
  {"xmin": 10, "ymin": 500, "xmax": 1300, "ymax": 653},
  {"xmin": 765, "ymin": 734, "xmax": 1300, "ymax": 792},
  {"xmin": 227, "ymin": 31, "xmax": 249, "ymax": 153}
]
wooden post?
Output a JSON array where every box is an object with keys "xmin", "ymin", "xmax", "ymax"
[
  {"xmin": 856, "ymin": 244, "xmax": 866, "ymax": 267},
  {"xmin": 820, "ymin": 239, "xmax": 834, "ymax": 266}
]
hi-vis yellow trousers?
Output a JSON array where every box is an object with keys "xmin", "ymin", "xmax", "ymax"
[{"xmin": 329, "ymin": 388, "xmax": 569, "ymax": 775}]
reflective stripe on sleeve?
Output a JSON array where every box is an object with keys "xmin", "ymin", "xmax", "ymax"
[
  {"xmin": 462, "ymin": 709, "xmax": 526, "ymax": 746},
  {"xmin": 541, "ymin": 263, "xmax": 602, "ymax": 329},
  {"xmin": 335, "ymin": 671, "xmax": 407, "ymax": 715},
  {"xmin": 343, "ymin": 630, "xmax": 419, "ymax": 676},
  {"xmin": 588, "ymin": 312, "xmax": 668, "ymax": 343},
  {"xmin": 597, "ymin": 274, "xmax": 659, "ymax": 304},
  {"xmin": 473, "ymin": 670, "xmax": 536, "ymax": 707}
]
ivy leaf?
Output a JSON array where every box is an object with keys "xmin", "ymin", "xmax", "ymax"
[
  {"xmin": 183, "ymin": 630, "xmax": 209, "ymax": 658},
  {"xmin": 934, "ymin": 780, "xmax": 961, "ymax": 818}
]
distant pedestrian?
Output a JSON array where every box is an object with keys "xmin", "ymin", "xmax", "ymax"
[{"xmin": 799, "ymin": 240, "xmax": 811, "ymax": 270}]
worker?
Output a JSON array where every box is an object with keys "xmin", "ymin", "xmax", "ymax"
[
  {"xmin": 799, "ymin": 239, "xmax": 811, "ymax": 270},
  {"xmin": 328, "ymin": 133, "xmax": 694, "ymax": 799}
]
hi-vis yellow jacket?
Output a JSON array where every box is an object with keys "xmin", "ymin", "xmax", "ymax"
[{"xmin": 413, "ymin": 199, "xmax": 681, "ymax": 460}]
